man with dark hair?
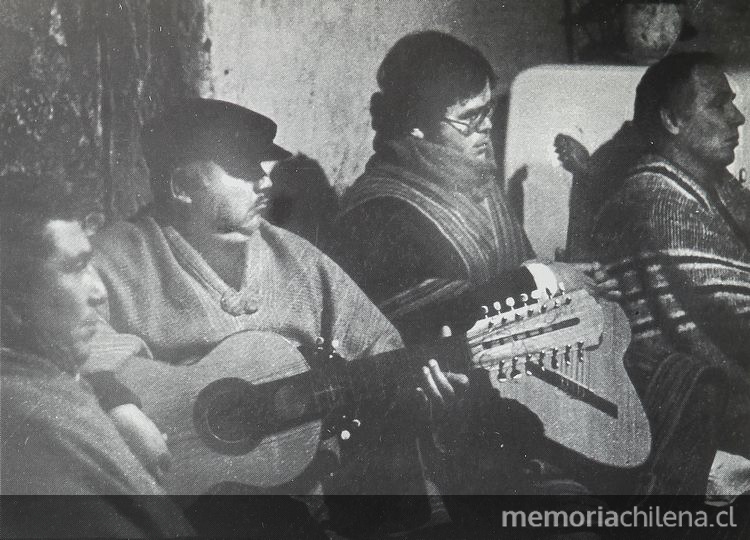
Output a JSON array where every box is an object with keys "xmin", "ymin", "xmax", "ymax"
[
  {"xmin": 95, "ymin": 99, "xmax": 402, "ymax": 366},
  {"xmin": 91, "ymin": 98, "xmax": 463, "ymax": 535},
  {"xmin": 330, "ymin": 33, "xmax": 622, "ymax": 533},
  {"xmin": 336, "ymin": 32, "xmax": 532, "ymax": 308},
  {"xmin": 333, "ymin": 31, "xmax": 601, "ymax": 344},
  {"xmin": 0, "ymin": 174, "xmax": 193, "ymax": 537},
  {"xmin": 593, "ymin": 52, "xmax": 750, "ymax": 494}
]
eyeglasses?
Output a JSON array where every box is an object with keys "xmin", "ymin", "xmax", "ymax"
[{"xmin": 442, "ymin": 100, "xmax": 496, "ymax": 136}]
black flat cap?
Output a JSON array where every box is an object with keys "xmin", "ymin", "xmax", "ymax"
[{"xmin": 141, "ymin": 98, "xmax": 292, "ymax": 172}]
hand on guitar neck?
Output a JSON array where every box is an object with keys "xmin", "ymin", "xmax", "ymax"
[
  {"xmin": 416, "ymin": 358, "xmax": 469, "ymax": 416},
  {"xmin": 116, "ymin": 286, "xmax": 648, "ymax": 495}
]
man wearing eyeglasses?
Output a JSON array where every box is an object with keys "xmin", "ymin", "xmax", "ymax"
[
  {"xmin": 331, "ymin": 31, "xmax": 613, "ymax": 531},
  {"xmin": 333, "ymin": 31, "xmax": 602, "ymax": 344}
]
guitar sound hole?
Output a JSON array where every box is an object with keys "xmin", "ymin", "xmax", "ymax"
[{"xmin": 194, "ymin": 377, "xmax": 266, "ymax": 455}]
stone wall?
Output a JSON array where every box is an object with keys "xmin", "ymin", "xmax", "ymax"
[{"xmin": 0, "ymin": 0, "xmax": 209, "ymax": 218}]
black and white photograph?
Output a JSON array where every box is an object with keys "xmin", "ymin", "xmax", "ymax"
[{"xmin": 1, "ymin": 1, "xmax": 749, "ymax": 538}]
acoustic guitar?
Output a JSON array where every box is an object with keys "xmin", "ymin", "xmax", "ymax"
[{"xmin": 117, "ymin": 288, "xmax": 650, "ymax": 495}]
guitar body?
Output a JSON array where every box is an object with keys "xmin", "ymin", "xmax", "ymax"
[
  {"xmin": 117, "ymin": 290, "xmax": 651, "ymax": 495},
  {"xmin": 117, "ymin": 331, "xmax": 327, "ymax": 495}
]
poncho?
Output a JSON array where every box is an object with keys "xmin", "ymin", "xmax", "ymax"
[
  {"xmin": 1, "ymin": 346, "xmax": 193, "ymax": 537},
  {"xmin": 335, "ymin": 137, "xmax": 534, "ymax": 304}
]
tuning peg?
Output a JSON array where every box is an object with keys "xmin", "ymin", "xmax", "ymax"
[
  {"xmin": 558, "ymin": 282, "xmax": 573, "ymax": 305},
  {"xmin": 577, "ymin": 341, "xmax": 585, "ymax": 363},
  {"xmin": 481, "ymin": 305, "xmax": 489, "ymax": 318},
  {"xmin": 565, "ymin": 344, "xmax": 572, "ymax": 366},
  {"xmin": 510, "ymin": 357, "xmax": 522, "ymax": 379},
  {"xmin": 537, "ymin": 350, "xmax": 545, "ymax": 370},
  {"xmin": 531, "ymin": 290, "xmax": 543, "ymax": 312},
  {"xmin": 493, "ymin": 300, "xmax": 503, "ymax": 314},
  {"xmin": 525, "ymin": 353, "xmax": 534, "ymax": 375},
  {"xmin": 536, "ymin": 289, "xmax": 549, "ymax": 312},
  {"xmin": 519, "ymin": 293, "xmax": 536, "ymax": 316},
  {"xmin": 497, "ymin": 360, "xmax": 508, "ymax": 382},
  {"xmin": 505, "ymin": 297, "xmax": 515, "ymax": 310},
  {"xmin": 315, "ymin": 336, "xmax": 326, "ymax": 348},
  {"xmin": 551, "ymin": 347, "xmax": 559, "ymax": 369}
]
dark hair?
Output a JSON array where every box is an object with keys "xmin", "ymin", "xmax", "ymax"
[
  {"xmin": 370, "ymin": 31, "xmax": 496, "ymax": 141},
  {"xmin": 633, "ymin": 52, "xmax": 722, "ymax": 145},
  {"xmin": 0, "ymin": 175, "xmax": 87, "ymax": 305}
]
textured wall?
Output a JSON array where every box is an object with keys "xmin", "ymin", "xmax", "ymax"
[
  {"xmin": 0, "ymin": 0, "xmax": 210, "ymax": 218},
  {"xmin": 683, "ymin": 0, "xmax": 750, "ymax": 66},
  {"xmin": 207, "ymin": 0, "xmax": 568, "ymax": 192}
]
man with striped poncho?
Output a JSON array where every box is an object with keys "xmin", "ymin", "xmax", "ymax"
[{"xmin": 594, "ymin": 52, "xmax": 750, "ymax": 496}]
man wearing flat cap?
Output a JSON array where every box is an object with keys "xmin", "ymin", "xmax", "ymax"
[{"xmin": 90, "ymin": 99, "xmax": 460, "ymax": 534}]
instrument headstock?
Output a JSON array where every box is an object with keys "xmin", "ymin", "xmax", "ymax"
[{"xmin": 465, "ymin": 286, "xmax": 603, "ymax": 378}]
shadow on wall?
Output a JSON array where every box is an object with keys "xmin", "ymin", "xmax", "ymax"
[
  {"xmin": 266, "ymin": 154, "xmax": 339, "ymax": 248},
  {"xmin": 268, "ymin": 93, "xmax": 523, "ymax": 250},
  {"xmin": 491, "ymin": 92, "xmax": 527, "ymax": 226}
]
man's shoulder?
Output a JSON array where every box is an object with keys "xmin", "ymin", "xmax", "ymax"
[
  {"xmin": 2, "ymin": 354, "xmax": 98, "ymax": 426},
  {"xmin": 92, "ymin": 214, "xmax": 162, "ymax": 266},
  {"xmin": 260, "ymin": 218, "xmax": 320, "ymax": 249},
  {"xmin": 623, "ymin": 155, "xmax": 683, "ymax": 185},
  {"xmin": 258, "ymin": 219, "xmax": 334, "ymax": 268},
  {"xmin": 614, "ymin": 156, "xmax": 707, "ymax": 207},
  {"xmin": 94, "ymin": 213, "xmax": 152, "ymax": 245}
]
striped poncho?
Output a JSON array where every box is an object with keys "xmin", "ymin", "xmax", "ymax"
[
  {"xmin": 594, "ymin": 156, "xmax": 750, "ymax": 376},
  {"xmin": 593, "ymin": 155, "xmax": 750, "ymax": 466},
  {"xmin": 334, "ymin": 137, "xmax": 534, "ymax": 306}
]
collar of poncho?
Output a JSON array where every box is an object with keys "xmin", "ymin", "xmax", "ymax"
[
  {"xmin": 340, "ymin": 136, "xmax": 533, "ymax": 283},
  {"xmin": 371, "ymin": 136, "xmax": 497, "ymax": 199}
]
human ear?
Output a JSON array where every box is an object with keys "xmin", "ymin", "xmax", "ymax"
[
  {"xmin": 169, "ymin": 168, "xmax": 193, "ymax": 205},
  {"xmin": 660, "ymin": 107, "xmax": 681, "ymax": 136}
]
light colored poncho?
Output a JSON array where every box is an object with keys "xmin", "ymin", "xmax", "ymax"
[
  {"xmin": 1, "ymin": 347, "xmax": 193, "ymax": 536},
  {"xmin": 93, "ymin": 215, "xmax": 402, "ymax": 364}
]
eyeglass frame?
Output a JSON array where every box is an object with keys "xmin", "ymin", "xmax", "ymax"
[{"xmin": 441, "ymin": 98, "xmax": 497, "ymax": 136}]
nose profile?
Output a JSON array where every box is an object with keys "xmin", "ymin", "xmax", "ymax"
[
  {"xmin": 87, "ymin": 266, "xmax": 107, "ymax": 307},
  {"xmin": 732, "ymin": 104, "xmax": 746, "ymax": 127},
  {"xmin": 257, "ymin": 174, "xmax": 273, "ymax": 191},
  {"xmin": 477, "ymin": 114, "xmax": 492, "ymax": 133}
]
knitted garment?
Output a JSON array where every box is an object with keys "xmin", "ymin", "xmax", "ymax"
[
  {"xmin": 1, "ymin": 347, "xmax": 164, "ymax": 496},
  {"xmin": 92, "ymin": 215, "xmax": 402, "ymax": 365},
  {"xmin": 1, "ymin": 347, "xmax": 194, "ymax": 536},
  {"xmin": 593, "ymin": 155, "xmax": 750, "ymax": 491},
  {"xmin": 593, "ymin": 155, "xmax": 750, "ymax": 380},
  {"xmin": 91, "ymin": 215, "xmax": 420, "ymax": 502},
  {"xmin": 336, "ymin": 137, "xmax": 533, "ymax": 299}
]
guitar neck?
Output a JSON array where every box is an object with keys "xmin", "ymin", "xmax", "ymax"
[
  {"xmin": 343, "ymin": 334, "xmax": 473, "ymax": 400},
  {"xmin": 310, "ymin": 289, "xmax": 604, "ymax": 414}
]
